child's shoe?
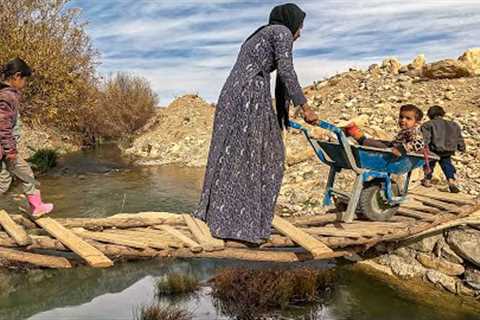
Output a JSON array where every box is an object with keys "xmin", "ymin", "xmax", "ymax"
[
  {"xmin": 344, "ymin": 122, "xmax": 364, "ymax": 140},
  {"xmin": 27, "ymin": 191, "xmax": 54, "ymax": 218},
  {"xmin": 448, "ymin": 184, "xmax": 460, "ymax": 194}
]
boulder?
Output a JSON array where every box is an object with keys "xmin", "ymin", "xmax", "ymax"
[
  {"xmin": 458, "ymin": 48, "xmax": 480, "ymax": 75},
  {"xmin": 422, "ymin": 59, "xmax": 473, "ymax": 79},
  {"xmin": 368, "ymin": 63, "xmax": 381, "ymax": 74},
  {"xmin": 376, "ymin": 254, "xmax": 427, "ymax": 279},
  {"xmin": 408, "ymin": 54, "xmax": 426, "ymax": 70},
  {"xmin": 437, "ymin": 238, "xmax": 463, "ymax": 264},
  {"xmin": 381, "ymin": 58, "xmax": 402, "ymax": 74},
  {"xmin": 416, "ymin": 253, "xmax": 465, "ymax": 276},
  {"xmin": 447, "ymin": 228, "xmax": 480, "ymax": 268},
  {"xmin": 407, "ymin": 234, "xmax": 443, "ymax": 253},
  {"xmin": 425, "ymin": 270, "xmax": 457, "ymax": 293},
  {"xmin": 464, "ymin": 268, "xmax": 480, "ymax": 290}
]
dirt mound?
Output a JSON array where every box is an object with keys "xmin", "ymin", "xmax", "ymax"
[{"xmin": 123, "ymin": 94, "xmax": 214, "ymax": 167}]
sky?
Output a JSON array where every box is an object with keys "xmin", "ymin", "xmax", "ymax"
[{"xmin": 68, "ymin": 0, "xmax": 480, "ymax": 105}]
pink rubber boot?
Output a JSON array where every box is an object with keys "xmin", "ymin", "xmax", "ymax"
[{"xmin": 27, "ymin": 191, "xmax": 54, "ymax": 218}]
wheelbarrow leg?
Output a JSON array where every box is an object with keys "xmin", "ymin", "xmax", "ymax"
[
  {"xmin": 338, "ymin": 174, "xmax": 363, "ymax": 223},
  {"xmin": 323, "ymin": 167, "xmax": 337, "ymax": 206}
]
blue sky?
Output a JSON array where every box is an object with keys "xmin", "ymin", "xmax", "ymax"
[{"xmin": 69, "ymin": 0, "xmax": 480, "ymax": 105}]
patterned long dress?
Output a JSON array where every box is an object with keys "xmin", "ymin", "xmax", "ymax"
[{"xmin": 194, "ymin": 25, "xmax": 307, "ymax": 243}]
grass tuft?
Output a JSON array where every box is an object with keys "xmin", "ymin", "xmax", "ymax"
[
  {"xmin": 155, "ymin": 273, "xmax": 200, "ymax": 298},
  {"xmin": 27, "ymin": 149, "xmax": 58, "ymax": 172},
  {"xmin": 134, "ymin": 303, "xmax": 192, "ymax": 320}
]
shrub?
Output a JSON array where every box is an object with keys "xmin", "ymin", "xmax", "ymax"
[
  {"xmin": 0, "ymin": 1, "xmax": 157, "ymax": 142},
  {"xmin": 0, "ymin": 0, "xmax": 98, "ymax": 132},
  {"xmin": 210, "ymin": 267, "xmax": 335, "ymax": 319},
  {"xmin": 85, "ymin": 72, "xmax": 157, "ymax": 139},
  {"xmin": 134, "ymin": 304, "xmax": 192, "ymax": 320},
  {"xmin": 155, "ymin": 273, "xmax": 200, "ymax": 298},
  {"xmin": 27, "ymin": 148, "xmax": 58, "ymax": 172}
]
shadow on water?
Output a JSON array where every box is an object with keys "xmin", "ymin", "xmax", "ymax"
[
  {"xmin": 0, "ymin": 145, "xmax": 479, "ymax": 320},
  {"xmin": 1, "ymin": 259, "xmax": 479, "ymax": 320}
]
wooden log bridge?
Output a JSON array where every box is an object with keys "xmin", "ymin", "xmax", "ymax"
[{"xmin": 0, "ymin": 186, "xmax": 479, "ymax": 269}]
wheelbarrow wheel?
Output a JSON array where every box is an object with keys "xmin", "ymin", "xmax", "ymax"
[{"xmin": 358, "ymin": 183, "xmax": 399, "ymax": 221}]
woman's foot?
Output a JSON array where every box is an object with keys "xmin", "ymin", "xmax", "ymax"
[
  {"xmin": 421, "ymin": 179, "xmax": 433, "ymax": 188},
  {"xmin": 448, "ymin": 184, "xmax": 460, "ymax": 193}
]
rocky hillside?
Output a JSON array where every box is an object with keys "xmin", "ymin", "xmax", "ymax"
[
  {"xmin": 125, "ymin": 49, "xmax": 480, "ymax": 213},
  {"xmin": 123, "ymin": 94, "xmax": 214, "ymax": 167},
  {"xmin": 19, "ymin": 124, "xmax": 80, "ymax": 158}
]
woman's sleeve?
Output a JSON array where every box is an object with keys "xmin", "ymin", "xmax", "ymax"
[{"xmin": 272, "ymin": 27, "xmax": 307, "ymax": 106}]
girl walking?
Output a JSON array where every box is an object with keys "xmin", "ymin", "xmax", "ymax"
[{"xmin": 0, "ymin": 58, "xmax": 54, "ymax": 217}]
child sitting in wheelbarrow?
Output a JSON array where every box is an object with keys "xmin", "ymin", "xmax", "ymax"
[{"xmin": 344, "ymin": 104, "xmax": 425, "ymax": 156}]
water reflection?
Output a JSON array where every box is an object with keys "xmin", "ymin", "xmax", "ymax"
[{"xmin": 0, "ymin": 146, "xmax": 479, "ymax": 320}]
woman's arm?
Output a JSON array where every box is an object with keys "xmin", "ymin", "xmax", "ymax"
[{"xmin": 272, "ymin": 26, "xmax": 306, "ymax": 107}]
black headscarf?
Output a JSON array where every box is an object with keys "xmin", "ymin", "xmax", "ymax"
[{"xmin": 245, "ymin": 3, "xmax": 306, "ymax": 130}]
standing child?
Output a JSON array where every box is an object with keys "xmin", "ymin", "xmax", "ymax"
[
  {"xmin": 421, "ymin": 105, "xmax": 465, "ymax": 193},
  {"xmin": 344, "ymin": 104, "xmax": 425, "ymax": 156},
  {"xmin": 0, "ymin": 58, "xmax": 54, "ymax": 217}
]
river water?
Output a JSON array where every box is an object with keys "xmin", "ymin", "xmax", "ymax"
[{"xmin": 0, "ymin": 145, "xmax": 478, "ymax": 320}]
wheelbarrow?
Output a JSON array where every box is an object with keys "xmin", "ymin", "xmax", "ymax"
[{"xmin": 289, "ymin": 120, "xmax": 439, "ymax": 222}]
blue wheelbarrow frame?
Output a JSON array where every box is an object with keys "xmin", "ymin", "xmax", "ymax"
[{"xmin": 289, "ymin": 120, "xmax": 438, "ymax": 222}]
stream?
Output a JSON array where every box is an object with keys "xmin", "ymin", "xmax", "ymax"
[{"xmin": 0, "ymin": 145, "xmax": 478, "ymax": 320}]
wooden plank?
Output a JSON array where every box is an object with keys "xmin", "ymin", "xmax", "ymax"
[
  {"xmin": 36, "ymin": 218, "xmax": 113, "ymax": 268},
  {"xmin": 154, "ymin": 225, "xmax": 203, "ymax": 252},
  {"xmin": 390, "ymin": 215, "xmax": 417, "ymax": 223},
  {"xmin": 10, "ymin": 214, "xmax": 37, "ymax": 229},
  {"xmin": 193, "ymin": 217, "xmax": 225, "ymax": 249},
  {"xmin": 410, "ymin": 186, "xmax": 476, "ymax": 205},
  {"xmin": 183, "ymin": 214, "xmax": 218, "ymax": 251},
  {"xmin": 272, "ymin": 216, "xmax": 333, "ymax": 258},
  {"xmin": 288, "ymin": 213, "xmax": 337, "ymax": 226},
  {"xmin": 0, "ymin": 247, "xmax": 71, "ymax": 268},
  {"xmin": 112, "ymin": 212, "xmax": 185, "ymax": 225},
  {"xmin": 102, "ymin": 229, "xmax": 183, "ymax": 249},
  {"xmin": 405, "ymin": 210, "xmax": 480, "ymax": 240},
  {"xmin": 401, "ymin": 200, "xmax": 441, "ymax": 214},
  {"xmin": 25, "ymin": 235, "xmax": 159, "ymax": 258},
  {"xmin": 54, "ymin": 216, "xmax": 167, "ymax": 229},
  {"xmin": 0, "ymin": 210, "xmax": 31, "ymax": 246},
  {"xmin": 72, "ymin": 228, "xmax": 155, "ymax": 249},
  {"xmin": 163, "ymin": 247, "xmax": 348, "ymax": 262},
  {"xmin": 304, "ymin": 227, "xmax": 368, "ymax": 238},
  {"xmin": 305, "ymin": 224, "xmax": 401, "ymax": 237},
  {"xmin": 411, "ymin": 195, "xmax": 463, "ymax": 213},
  {"xmin": 397, "ymin": 208, "xmax": 436, "ymax": 222}
]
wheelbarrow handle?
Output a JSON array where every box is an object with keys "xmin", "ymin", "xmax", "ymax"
[{"xmin": 289, "ymin": 120, "xmax": 342, "ymax": 135}]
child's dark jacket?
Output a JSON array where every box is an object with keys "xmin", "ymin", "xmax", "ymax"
[{"xmin": 421, "ymin": 118, "xmax": 465, "ymax": 155}]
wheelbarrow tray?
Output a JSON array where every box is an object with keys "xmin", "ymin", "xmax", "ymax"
[{"xmin": 317, "ymin": 140, "xmax": 427, "ymax": 175}]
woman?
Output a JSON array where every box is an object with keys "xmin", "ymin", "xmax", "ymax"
[{"xmin": 194, "ymin": 3, "xmax": 318, "ymax": 243}]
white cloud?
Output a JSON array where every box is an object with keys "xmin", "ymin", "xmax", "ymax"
[{"xmin": 71, "ymin": 0, "xmax": 480, "ymax": 104}]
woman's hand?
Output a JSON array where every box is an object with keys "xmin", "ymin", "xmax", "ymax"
[{"xmin": 302, "ymin": 105, "xmax": 319, "ymax": 125}]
